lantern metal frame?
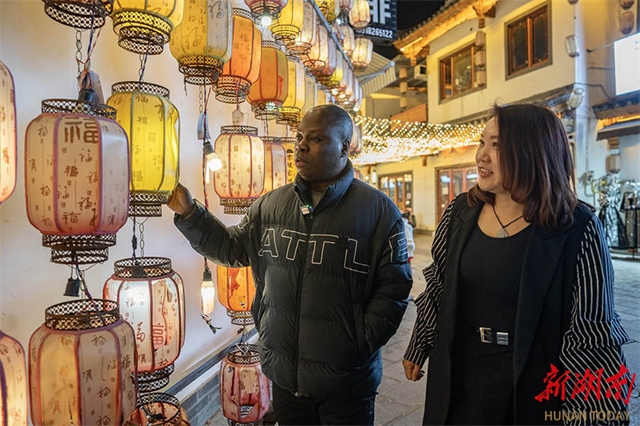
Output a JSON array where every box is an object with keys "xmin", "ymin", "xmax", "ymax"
[
  {"xmin": 41, "ymin": 98, "xmax": 116, "ymax": 120},
  {"xmin": 178, "ymin": 56, "xmax": 226, "ymax": 86},
  {"xmin": 270, "ymin": 0, "xmax": 303, "ymax": 45},
  {"xmin": 45, "ymin": 298, "xmax": 120, "ymax": 331},
  {"xmin": 42, "ymin": 0, "xmax": 114, "ymax": 29},
  {"xmin": 246, "ymin": 0, "xmax": 286, "ymax": 22},
  {"xmin": 132, "ymin": 393, "xmax": 186, "ymax": 425},
  {"xmin": 112, "ymin": 9, "xmax": 172, "ymax": 55}
]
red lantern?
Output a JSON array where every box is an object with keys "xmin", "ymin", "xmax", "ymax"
[
  {"xmin": 220, "ymin": 344, "xmax": 270, "ymax": 425},
  {"xmin": 126, "ymin": 393, "xmax": 190, "ymax": 425},
  {"xmin": 0, "ymin": 60, "xmax": 16, "ymax": 205},
  {"xmin": 247, "ymin": 41, "xmax": 289, "ymax": 121},
  {"xmin": 261, "ymin": 137, "xmax": 288, "ymax": 194},
  {"xmin": 217, "ymin": 265, "xmax": 256, "ymax": 325},
  {"xmin": 0, "ymin": 330, "xmax": 27, "ymax": 426}
]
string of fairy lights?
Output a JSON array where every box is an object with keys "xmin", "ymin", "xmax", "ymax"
[{"xmin": 351, "ymin": 115, "xmax": 484, "ymax": 165}]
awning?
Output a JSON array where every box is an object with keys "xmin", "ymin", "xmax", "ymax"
[
  {"xmin": 356, "ymin": 52, "xmax": 396, "ymax": 98},
  {"xmin": 596, "ymin": 119, "xmax": 640, "ymax": 140}
]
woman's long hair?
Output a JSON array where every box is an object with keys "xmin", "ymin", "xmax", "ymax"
[{"xmin": 468, "ymin": 103, "xmax": 578, "ymax": 231}]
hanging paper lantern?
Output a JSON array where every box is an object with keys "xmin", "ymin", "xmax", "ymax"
[
  {"xmin": 221, "ymin": 344, "xmax": 270, "ymax": 426},
  {"xmin": 169, "ymin": 0, "xmax": 233, "ymax": 85},
  {"xmin": 302, "ymin": 72, "xmax": 318, "ymax": 116},
  {"xmin": 286, "ymin": 0, "xmax": 317, "ymax": 56},
  {"xmin": 315, "ymin": 41, "xmax": 338, "ymax": 87},
  {"xmin": 25, "ymin": 110, "xmax": 129, "ymax": 264},
  {"xmin": 0, "ymin": 60, "xmax": 16, "ymax": 205},
  {"xmin": 269, "ymin": 0, "xmax": 304, "ymax": 45},
  {"xmin": 319, "ymin": 50, "xmax": 343, "ymax": 90},
  {"xmin": 277, "ymin": 56, "xmax": 306, "ymax": 128},
  {"xmin": 245, "ymin": 0, "xmax": 288, "ymax": 24},
  {"xmin": 247, "ymin": 41, "xmax": 289, "ymax": 121},
  {"xmin": 339, "ymin": 0, "xmax": 352, "ymax": 15},
  {"xmin": 351, "ymin": 37, "xmax": 373, "ymax": 69},
  {"xmin": 104, "ymin": 257, "xmax": 185, "ymax": 393},
  {"xmin": 127, "ymin": 393, "xmax": 190, "ymax": 425},
  {"xmin": 0, "ymin": 330, "xmax": 27, "ymax": 426},
  {"xmin": 280, "ymin": 136, "xmax": 296, "ymax": 184},
  {"xmin": 316, "ymin": 84, "xmax": 329, "ymax": 106},
  {"xmin": 29, "ymin": 299, "xmax": 137, "ymax": 426},
  {"xmin": 349, "ymin": 122, "xmax": 362, "ymax": 155},
  {"xmin": 302, "ymin": 23, "xmax": 329, "ymax": 74},
  {"xmin": 314, "ymin": 0, "xmax": 339, "ymax": 22},
  {"xmin": 348, "ymin": 0, "xmax": 370, "ymax": 29},
  {"xmin": 107, "ymin": 81, "xmax": 180, "ymax": 217},
  {"xmin": 217, "ymin": 265, "xmax": 256, "ymax": 325},
  {"xmin": 261, "ymin": 137, "xmax": 288, "ymax": 194},
  {"xmin": 112, "ymin": 0, "xmax": 185, "ymax": 54},
  {"xmin": 42, "ymin": 0, "xmax": 114, "ymax": 29},
  {"xmin": 216, "ymin": 9, "xmax": 262, "ymax": 104},
  {"xmin": 338, "ymin": 24, "xmax": 355, "ymax": 58},
  {"xmin": 338, "ymin": 65, "xmax": 353, "ymax": 99},
  {"xmin": 214, "ymin": 125, "xmax": 265, "ymax": 214}
]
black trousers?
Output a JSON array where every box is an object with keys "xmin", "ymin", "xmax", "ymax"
[{"xmin": 272, "ymin": 382, "xmax": 376, "ymax": 426}]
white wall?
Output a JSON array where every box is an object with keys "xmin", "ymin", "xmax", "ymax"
[
  {"xmin": 0, "ymin": 0, "xmax": 290, "ymax": 415},
  {"xmin": 619, "ymin": 134, "xmax": 640, "ymax": 181}
]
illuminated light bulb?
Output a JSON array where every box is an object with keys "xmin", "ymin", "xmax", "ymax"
[
  {"xmin": 201, "ymin": 267, "xmax": 216, "ymax": 315},
  {"xmin": 261, "ymin": 15, "xmax": 272, "ymax": 26},
  {"xmin": 204, "ymin": 141, "xmax": 223, "ymax": 172}
]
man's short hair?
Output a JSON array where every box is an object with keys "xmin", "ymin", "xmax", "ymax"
[{"xmin": 312, "ymin": 105, "xmax": 353, "ymax": 142}]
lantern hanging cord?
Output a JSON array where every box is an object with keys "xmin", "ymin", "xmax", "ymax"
[
  {"xmin": 73, "ymin": 262, "xmax": 108, "ymax": 327},
  {"xmin": 138, "ymin": 48, "xmax": 151, "ymax": 82}
]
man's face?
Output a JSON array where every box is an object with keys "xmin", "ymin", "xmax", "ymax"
[{"xmin": 294, "ymin": 111, "xmax": 349, "ymax": 191}]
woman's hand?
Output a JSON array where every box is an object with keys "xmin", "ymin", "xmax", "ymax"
[
  {"xmin": 402, "ymin": 358, "xmax": 425, "ymax": 382},
  {"xmin": 168, "ymin": 183, "xmax": 195, "ymax": 217}
]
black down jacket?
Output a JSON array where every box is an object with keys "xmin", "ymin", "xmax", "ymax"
[{"xmin": 175, "ymin": 162, "xmax": 413, "ymax": 398}]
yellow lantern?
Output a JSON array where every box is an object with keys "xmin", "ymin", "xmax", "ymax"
[
  {"xmin": 338, "ymin": 24, "xmax": 355, "ymax": 58},
  {"xmin": 302, "ymin": 72, "xmax": 317, "ymax": 116},
  {"xmin": 107, "ymin": 82, "xmax": 180, "ymax": 217},
  {"xmin": 245, "ymin": 0, "xmax": 288, "ymax": 24},
  {"xmin": 261, "ymin": 136, "xmax": 288, "ymax": 194},
  {"xmin": 286, "ymin": 0, "xmax": 317, "ymax": 56},
  {"xmin": 277, "ymin": 56, "xmax": 306, "ymax": 128},
  {"xmin": 43, "ymin": 0, "xmax": 113, "ymax": 29},
  {"xmin": 216, "ymin": 8, "xmax": 262, "ymax": 104},
  {"xmin": 352, "ymin": 37, "xmax": 373, "ymax": 69},
  {"xmin": 247, "ymin": 41, "xmax": 289, "ymax": 121},
  {"xmin": 217, "ymin": 265, "xmax": 256, "ymax": 325},
  {"xmin": 348, "ymin": 0, "xmax": 370, "ymax": 29},
  {"xmin": 269, "ymin": 0, "xmax": 304, "ymax": 45},
  {"xmin": 0, "ymin": 60, "xmax": 16, "ymax": 205},
  {"xmin": 338, "ymin": 64, "xmax": 353, "ymax": 99},
  {"xmin": 320, "ymin": 50, "xmax": 343, "ymax": 90},
  {"xmin": 170, "ymin": 0, "xmax": 233, "ymax": 85},
  {"xmin": 29, "ymin": 299, "xmax": 137, "ymax": 426},
  {"xmin": 112, "ymin": 0, "xmax": 185, "ymax": 54},
  {"xmin": 316, "ymin": 0, "xmax": 339, "ymax": 23},
  {"xmin": 280, "ymin": 136, "xmax": 296, "ymax": 184},
  {"xmin": 302, "ymin": 23, "xmax": 329, "ymax": 74},
  {"xmin": 316, "ymin": 84, "xmax": 328, "ymax": 106},
  {"xmin": 0, "ymin": 330, "xmax": 27, "ymax": 426},
  {"xmin": 214, "ymin": 124, "xmax": 265, "ymax": 214},
  {"xmin": 316, "ymin": 40, "xmax": 338, "ymax": 86}
]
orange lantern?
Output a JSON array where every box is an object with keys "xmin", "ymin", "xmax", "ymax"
[
  {"xmin": 302, "ymin": 23, "xmax": 329, "ymax": 74},
  {"xmin": 0, "ymin": 60, "xmax": 16, "ymax": 205},
  {"xmin": 25, "ymin": 110, "xmax": 130, "ymax": 264},
  {"xmin": 170, "ymin": 0, "xmax": 233, "ymax": 85},
  {"xmin": 302, "ymin": 72, "xmax": 318, "ymax": 116},
  {"xmin": 348, "ymin": 0, "xmax": 370, "ymax": 29},
  {"xmin": 261, "ymin": 136, "xmax": 288, "ymax": 194},
  {"xmin": 29, "ymin": 299, "xmax": 137, "ymax": 426},
  {"xmin": 0, "ymin": 330, "xmax": 27, "ymax": 426},
  {"xmin": 112, "ymin": 0, "xmax": 185, "ymax": 54},
  {"xmin": 280, "ymin": 136, "xmax": 296, "ymax": 184},
  {"xmin": 245, "ymin": 0, "xmax": 288, "ymax": 24},
  {"xmin": 214, "ymin": 124, "xmax": 265, "ymax": 214},
  {"xmin": 247, "ymin": 41, "xmax": 289, "ymax": 121},
  {"xmin": 104, "ymin": 257, "xmax": 185, "ymax": 392},
  {"xmin": 286, "ymin": 0, "xmax": 317, "ymax": 56},
  {"xmin": 277, "ymin": 55, "xmax": 305, "ymax": 128},
  {"xmin": 351, "ymin": 37, "xmax": 373, "ymax": 69},
  {"xmin": 269, "ymin": 0, "xmax": 304, "ymax": 45},
  {"xmin": 43, "ymin": 0, "xmax": 114, "ymax": 29},
  {"xmin": 217, "ymin": 265, "xmax": 256, "ymax": 325},
  {"xmin": 216, "ymin": 9, "xmax": 262, "ymax": 104},
  {"xmin": 220, "ymin": 344, "xmax": 270, "ymax": 425},
  {"xmin": 338, "ymin": 24, "xmax": 355, "ymax": 58},
  {"xmin": 127, "ymin": 393, "xmax": 190, "ymax": 425}
]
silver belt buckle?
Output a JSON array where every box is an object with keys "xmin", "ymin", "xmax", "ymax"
[{"xmin": 479, "ymin": 327, "xmax": 492, "ymax": 343}]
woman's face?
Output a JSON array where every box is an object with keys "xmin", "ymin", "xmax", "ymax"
[{"xmin": 475, "ymin": 117, "xmax": 507, "ymax": 195}]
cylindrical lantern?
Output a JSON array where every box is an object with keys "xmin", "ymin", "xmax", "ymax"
[
  {"xmin": 0, "ymin": 330, "xmax": 27, "ymax": 426},
  {"xmin": 302, "ymin": 72, "xmax": 318, "ymax": 116},
  {"xmin": 169, "ymin": 0, "xmax": 233, "ymax": 85},
  {"xmin": 316, "ymin": 84, "xmax": 328, "ymax": 106},
  {"xmin": 320, "ymin": 51, "xmax": 343, "ymax": 90},
  {"xmin": 303, "ymin": 23, "xmax": 330, "ymax": 74},
  {"xmin": 127, "ymin": 393, "xmax": 190, "ymax": 425},
  {"xmin": 0, "ymin": 60, "xmax": 16, "ymax": 205},
  {"xmin": 104, "ymin": 257, "xmax": 186, "ymax": 392},
  {"xmin": 29, "ymin": 299, "xmax": 137, "ymax": 426},
  {"xmin": 269, "ymin": 0, "xmax": 304, "ymax": 44},
  {"xmin": 339, "ymin": 0, "xmax": 352, "ymax": 14},
  {"xmin": 475, "ymin": 30, "xmax": 486, "ymax": 48},
  {"xmin": 220, "ymin": 344, "xmax": 270, "ymax": 425},
  {"xmin": 261, "ymin": 136, "xmax": 288, "ymax": 194},
  {"xmin": 112, "ymin": 0, "xmax": 185, "ymax": 54},
  {"xmin": 277, "ymin": 56, "xmax": 306, "ymax": 127},
  {"xmin": 214, "ymin": 125, "xmax": 265, "ymax": 214},
  {"xmin": 338, "ymin": 24, "xmax": 355, "ymax": 58},
  {"xmin": 287, "ymin": 0, "xmax": 316, "ymax": 55},
  {"xmin": 315, "ymin": 0, "xmax": 339, "ymax": 22},
  {"xmin": 280, "ymin": 136, "xmax": 296, "ymax": 184},
  {"xmin": 351, "ymin": 37, "xmax": 373, "ymax": 69},
  {"xmin": 348, "ymin": 0, "xmax": 370, "ymax": 29},
  {"xmin": 475, "ymin": 50, "xmax": 486, "ymax": 66},
  {"xmin": 349, "ymin": 123, "xmax": 362, "ymax": 155},
  {"xmin": 245, "ymin": 0, "xmax": 288, "ymax": 23},
  {"xmin": 476, "ymin": 69, "xmax": 487, "ymax": 87},
  {"xmin": 43, "ymin": 0, "xmax": 113, "ymax": 29},
  {"xmin": 108, "ymin": 81, "xmax": 180, "ymax": 217},
  {"xmin": 247, "ymin": 41, "xmax": 289, "ymax": 121},
  {"xmin": 25, "ymin": 110, "xmax": 130, "ymax": 264},
  {"xmin": 217, "ymin": 265, "xmax": 256, "ymax": 324},
  {"xmin": 400, "ymin": 95, "xmax": 408, "ymax": 110},
  {"xmin": 216, "ymin": 9, "xmax": 262, "ymax": 104}
]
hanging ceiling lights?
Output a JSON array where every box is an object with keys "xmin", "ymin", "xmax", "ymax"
[
  {"xmin": 351, "ymin": 37, "xmax": 373, "ymax": 69},
  {"xmin": 286, "ymin": 0, "xmax": 317, "ymax": 56},
  {"xmin": 348, "ymin": 0, "xmax": 370, "ymax": 29},
  {"xmin": 269, "ymin": 0, "xmax": 304, "ymax": 45},
  {"xmin": 247, "ymin": 41, "xmax": 289, "ymax": 121},
  {"xmin": 338, "ymin": 24, "xmax": 355, "ymax": 58},
  {"xmin": 277, "ymin": 55, "xmax": 306, "ymax": 129},
  {"xmin": 245, "ymin": 0, "xmax": 288, "ymax": 25},
  {"xmin": 302, "ymin": 23, "xmax": 329, "ymax": 74},
  {"xmin": 0, "ymin": 60, "xmax": 16, "ymax": 205}
]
